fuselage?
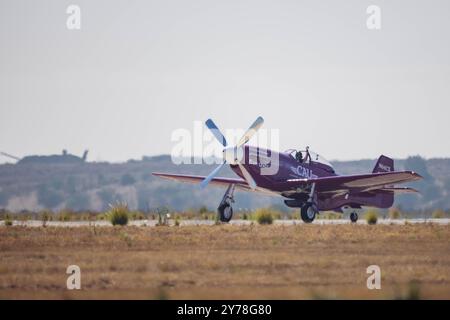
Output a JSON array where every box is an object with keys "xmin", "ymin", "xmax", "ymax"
[
  {"xmin": 230, "ymin": 145, "xmax": 335, "ymax": 189},
  {"xmin": 230, "ymin": 145, "xmax": 393, "ymax": 211}
]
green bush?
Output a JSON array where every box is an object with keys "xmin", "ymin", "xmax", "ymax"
[
  {"xmin": 199, "ymin": 205, "xmax": 209, "ymax": 215},
  {"xmin": 319, "ymin": 211, "xmax": 343, "ymax": 220},
  {"xmin": 291, "ymin": 211, "xmax": 300, "ymax": 220},
  {"xmin": 432, "ymin": 209, "xmax": 445, "ymax": 219},
  {"xmin": 40, "ymin": 210, "xmax": 52, "ymax": 227},
  {"xmin": 388, "ymin": 207, "xmax": 402, "ymax": 219},
  {"xmin": 365, "ymin": 209, "xmax": 378, "ymax": 225},
  {"xmin": 130, "ymin": 211, "xmax": 145, "ymax": 220},
  {"xmin": 405, "ymin": 280, "xmax": 421, "ymax": 300},
  {"xmin": 4, "ymin": 213, "xmax": 13, "ymax": 226},
  {"xmin": 57, "ymin": 209, "xmax": 73, "ymax": 221},
  {"xmin": 108, "ymin": 204, "xmax": 129, "ymax": 226},
  {"xmin": 253, "ymin": 208, "xmax": 274, "ymax": 225}
]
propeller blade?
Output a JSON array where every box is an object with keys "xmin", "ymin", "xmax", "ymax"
[
  {"xmin": 205, "ymin": 119, "xmax": 227, "ymax": 147},
  {"xmin": 238, "ymin": 163, "xmax": 257, "ymax": 190},
  {"xmin": 237, "ymin": 116, "xmax": 264, "ymax": 147},
  {"xmin": 199, "ymin": 161, "xmax": 226, "ymax": 189}
]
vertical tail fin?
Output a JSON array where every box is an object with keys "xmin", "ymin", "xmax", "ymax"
[
  {"xmin": 373, "ymin": 155, "xmax": 394, "ymax": 173},
  {"xmin": 371, "ymin": 155, "xmax": 395, "ymax": 208}
]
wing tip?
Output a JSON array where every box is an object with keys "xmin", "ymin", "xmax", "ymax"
[
  {"xmin": 152, "ymin": 172, "xmax": 163, "ymax": 177},
  {"xmin": 408, "ymin": 171, "xmax": 423, "ymax": 180}
]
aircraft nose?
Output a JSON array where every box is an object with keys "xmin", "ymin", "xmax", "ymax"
[{"xmin": 223, "ymin": 146, "xmax": 244, "ymax": 164}]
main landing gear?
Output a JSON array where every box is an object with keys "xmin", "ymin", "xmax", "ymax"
[
  {"xmin": 300, "ymin": 182, "xmax": 318, "ymax": 223},
  {"xmin": 301, "ymin": 202, "xmax": 318, "ymax": 223},
  {"xmin": 217, "ymin": 184, "xmax": 236, "ymax": 222}
]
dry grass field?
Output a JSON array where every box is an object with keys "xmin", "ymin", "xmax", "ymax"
[{"xmin": 0, "ymin": 223, "xmax": 449, "ymax": 299}]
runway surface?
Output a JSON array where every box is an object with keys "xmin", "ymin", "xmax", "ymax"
[{"xmin": 1, "ymin": 218, "xmax": 449, "ymax": 227}]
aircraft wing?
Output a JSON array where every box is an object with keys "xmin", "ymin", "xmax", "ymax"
[
  {"xmin": 284, "ymin": 171, "xmax": 422, "ymax": 193},
  {"xmin": 152, "ymin": 172, "xmax": 253, "ymax": 191}
]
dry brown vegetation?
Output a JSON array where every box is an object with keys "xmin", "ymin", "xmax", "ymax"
[{"xmin": 0, "ymin": 224, "xmax": 449, "ymax": 299}]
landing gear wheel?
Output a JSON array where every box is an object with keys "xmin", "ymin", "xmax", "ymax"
[
  {"xmin": 218, "ymin": 204, "xmax": 233, "ymax": 223},
  {"xmin": 350, "ymin": 212, "xmax": 358, "ymax": 223},
  {"xmin": 301, "ymin": 202, "xmax": 318, "ymax": 223}
]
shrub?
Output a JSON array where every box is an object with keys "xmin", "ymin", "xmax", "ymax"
[
  {"xmin": 108, "ymin": 204, "xmax": 129, "ymax": 226},
  {"xmin": 4, "ymin": 213, "xmax": 12, "ymax": 226},
  {"xmin": 389, "ymin": 207, "xmax": 402, "ymax": 219},
  {"xmin": 57, "ymin": 209, "xmax": 73, "ymax": 221},
  {"xmin": 405, "ymin": 280, "xmax": 421, "ymax": 300},
  {"xmin": 40, "ymin": 210, "xmax": 52, "ymax": 227},
  {"xmin": 18, "ymin": 214, "xmax": 29, "ymax": 222},
  {"xmin": 291, "ymin": 211, "xmax": 300, "ymax": 220},
  {"xmin": 253, "ymin": 208, "xmax": 274, "ymax": 225},
  {"xmin": 199, "ymin": 205, "xmax": 209, "ymax": 215},
  {"xmin": 365, "ymin": 209, "xmax": 378, "ymax": 225},
  {"xmin": 214, "ymin": 213, "xmax": 220, "ymax": 225},
  {"xmin": 201, "ymin": 213, "xmax": 209, "ymax": 220},
  {"xmin": 319, "ymin": 211, "xmax": 343, "ymax": 220},
  {"xmin": 131, "ymin": 211, "xmax": 145, "ymax": 220},
  {"xmin": 80, "ymin": 213, "xmax": 90, "ymax": 221},
  {"xmin": 432, "ymin": 209, "xmax": 445, "ymax": 219}
]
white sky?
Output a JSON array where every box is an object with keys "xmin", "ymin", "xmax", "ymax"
[{"xmin": 1, "ymin": 0, "xmax": 449, "ymax": 163}]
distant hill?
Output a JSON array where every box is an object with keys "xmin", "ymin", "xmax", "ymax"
[{"xmin": 0, "ymin": 155, "xmax": 448, "ymax": 213}]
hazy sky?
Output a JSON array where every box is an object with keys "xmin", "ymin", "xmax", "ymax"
[{"xmin": 1, "ymin": 0, "xmax": 449, "ymax": 163}]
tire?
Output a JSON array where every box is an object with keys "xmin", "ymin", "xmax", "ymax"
[
  {"xmin": 218, "ymin": 204, "xmax": 233, "ymax": 222},
  {"xmin": 301, "ymin": 202, "xmax": 318, "ymax": 223},
  {"xmin": 350, "ymin": 212, "xmax": 358, "ymax": 223}
]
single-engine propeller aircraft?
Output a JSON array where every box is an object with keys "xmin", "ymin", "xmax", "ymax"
[{"xmin": 153, "ymin": 117, "xmax": 422, "ymax": 223}]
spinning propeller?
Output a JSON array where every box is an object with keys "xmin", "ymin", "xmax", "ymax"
[{"xmin": 199, "ymin": 116, "xmax": 264, "ymax": 190}]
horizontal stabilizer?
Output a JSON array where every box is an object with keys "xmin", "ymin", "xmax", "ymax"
[{"xmin": 378, "ymin": 187, "xmax": 419, "ymax": 194}]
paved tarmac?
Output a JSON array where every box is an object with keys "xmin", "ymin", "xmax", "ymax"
[{"xmin": 1, "ymin": 218, "xmax": 448, "ymax": 227}]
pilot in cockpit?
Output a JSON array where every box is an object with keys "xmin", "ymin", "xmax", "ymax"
[
  {"xmin": 295, "ymin": 150, "xmax": 303, "ymax": 163},
  {"xmin": 295, "ymin": 147, "xmax": 311, "ymax": 164}
]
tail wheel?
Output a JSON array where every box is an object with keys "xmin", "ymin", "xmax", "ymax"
[
  {"xmin": 350, "ymin": 212, "xmax": 358, "ymax": 223},
  {"xmin": 218, "ymin": 204, "xmax": 233, "ymax": 222},
  {"xmin": 301, "ymin": 202, "xmax": 318, "ymax": 223}
]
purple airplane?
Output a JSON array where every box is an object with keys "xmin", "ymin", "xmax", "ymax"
[{"xmin": 153, "ymin": 117, "xmax": 422, "ymax": 223}]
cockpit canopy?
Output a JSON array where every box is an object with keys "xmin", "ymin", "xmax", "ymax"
[{"xmin": 285, "ymin": 148, "xmax": 334, "ymax": 170}]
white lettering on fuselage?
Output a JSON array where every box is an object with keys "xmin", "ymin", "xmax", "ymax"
[{"xmin": 290, "ymin": 166, "xmax": 318, "ymax": 179}]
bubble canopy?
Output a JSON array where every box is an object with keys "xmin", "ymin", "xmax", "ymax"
[{"xmin": 285, "ymin": 148, "xmax": 333, "ymax": 168}]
